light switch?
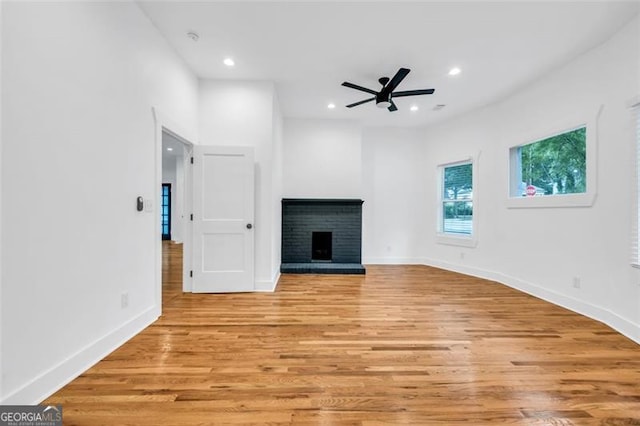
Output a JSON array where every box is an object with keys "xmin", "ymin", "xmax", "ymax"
[{"xmin": 144, "ymin": 199, "xmax": 153, "ymax": 212}]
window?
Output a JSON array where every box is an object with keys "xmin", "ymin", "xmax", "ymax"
[
  {"xmin": 436, "ymin": 157, "xmax": 479, "ymax": 248},
  {"xmin": 507, "ymin": 109, "xmax": 599, "ymax": 209},
  {"xmin": 161, "ymin": 183, "xmax": 171, "ymax": 240},
  {"xmin": 510, "ymin": 126, "xmax": 586, "ymax": 198},
  {"xmin": 441, "ymin": 162, "xmax": 473, "ymax": 235}
]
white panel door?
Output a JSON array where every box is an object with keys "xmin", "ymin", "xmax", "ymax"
[{"xmin": 192, "ymin": 146, "xmax": 254, "ymax": 293}]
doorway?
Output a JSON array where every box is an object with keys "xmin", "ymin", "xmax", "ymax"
[{"xmin": 160, "ymin": 128, "xmax": 193, "ymax": 306}]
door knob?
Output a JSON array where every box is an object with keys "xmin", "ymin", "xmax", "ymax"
[{"xmin": 246, "ymin": 223, "xmax": 253, "ymax": 229}]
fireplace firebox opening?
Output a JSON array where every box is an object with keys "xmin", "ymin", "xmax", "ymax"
[{"xmin": 312, "ymin": 232, "xmax": 332, "ymax": 261}]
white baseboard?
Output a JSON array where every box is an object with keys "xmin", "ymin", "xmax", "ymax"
[
  {"xmin": 364, "ymin": 257, "xmax": 426, "ymax": 265},
  {"xmin": 185, "ymin": 279, "xmax": 278, "ymax": 293},
  {"xmin": 0, "ymin": 306, "xmax": 159, "ymax": 405},
  {"xmin": 255, "ymin": 272, "xmax": 280, "ymax": 292},
  {"xmin": 420, "ymin": 257, "xmax": 640, "ymax": 345}
]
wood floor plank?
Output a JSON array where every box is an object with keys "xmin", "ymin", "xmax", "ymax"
[{"xmin": 44, "ymin": 242, "xmax": 640, "ymax": 425}]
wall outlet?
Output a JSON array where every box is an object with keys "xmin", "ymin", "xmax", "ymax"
[
  {"xmin": 121, "ymin": 292, "xmax": 129, "ymax": 308},
  {"xmin": 572, "ymin": 277, "xmax": 581, "ymax": 289}
]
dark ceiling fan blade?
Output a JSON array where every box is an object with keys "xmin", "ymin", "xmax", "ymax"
[
  {"xmin": 388, "ymin": 100, "xmax": 398, "ymax": 112},
  {"xmin": 342, "ymin": 82, "xmax": 377, "ymax": 95},
  {"xmin": 392, "ymin": 88, "xmax": 435, "ymax": 97},
  {"xmin": 380, "ymin": 68, "xmax": 410, "ymax": 96},
  {"xmin": 346, "ymin": 97, "xmax": 375, "ymax": 108}
]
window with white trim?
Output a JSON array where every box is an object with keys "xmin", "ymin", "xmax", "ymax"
[
  {"xmin": 440, "ymin": 161, "xmax": 473, "ymax": 236},
  {"xmin": 506, "ymin": 108, "xmax": 600, "ymax": 209},
  {"xmin": 509, "ymin": 126, "xmax": 586, "ymax": 198}
]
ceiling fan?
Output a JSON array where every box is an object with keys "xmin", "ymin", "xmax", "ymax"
[{"xmin": 342, "ymin": 67, "xmax": 435, "ymax": 112}]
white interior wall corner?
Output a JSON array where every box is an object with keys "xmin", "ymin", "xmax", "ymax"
[{"xmin": 270, "ymin": 89, "xmax": 284, "ymax": 285}]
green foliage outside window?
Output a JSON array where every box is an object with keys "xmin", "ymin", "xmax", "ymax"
[
  {"xmin": 442, "ymin": 163, "xmax": 472, "ymax": 235},
  {"xmin": 444, "ymin": 163, "xmax": 472, "ymax": 200},
  {"xmin": 519, "ymin": 127, "xmax": 586, "ymax": 196}
]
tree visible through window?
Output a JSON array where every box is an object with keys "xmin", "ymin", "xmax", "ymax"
[
  {"xmin": 442, "ymin": 162, "xmax": 473, "ymax": 235},
  {"xmin": 513, "ymin": 126, "xmax": 586, "ymax": 197}
]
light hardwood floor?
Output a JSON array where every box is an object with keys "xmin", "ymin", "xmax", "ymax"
[{"xmin": 45, "ymin": 242, "xmax": 640, "ymax": 425}]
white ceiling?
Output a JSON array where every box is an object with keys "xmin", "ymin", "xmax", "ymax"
[
  {"xmin": 138, "ymin": 1, "xmax": 639, "ymax": 128},
  {"xmin": 162, "ymin": 131, "xmax": 186, "ymax": 161}
]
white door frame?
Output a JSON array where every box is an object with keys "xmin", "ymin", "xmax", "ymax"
[
  {"xmin": 180, "ymin": 143, "xmax": 194, "ymax": 293},
  {"xmin": 152, "ymin": 108, "xmax": 197, "ymax": 312}
]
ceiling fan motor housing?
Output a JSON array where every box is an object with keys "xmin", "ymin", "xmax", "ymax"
[{"xmin": 376, "ymin": 91, "xmax": 391, "ymax": 108}]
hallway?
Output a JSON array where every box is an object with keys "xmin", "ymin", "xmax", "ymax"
[{"xmin": 162, "ymin": 241, "xmax": 184, "ymax": 306}]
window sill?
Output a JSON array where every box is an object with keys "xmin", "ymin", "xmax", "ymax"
[
  {"xmin": 506, "ymin": 191, "xmax": 596, "ymax": 209},
  {"xmin": 436, "ymin": 233, "xmax": 478, "ymax": 248}
]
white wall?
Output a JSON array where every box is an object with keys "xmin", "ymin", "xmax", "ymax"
[
  {"xmin": 0, "ymin": 0, "xmax": 4, "ymax": 400},
  {"xmin": 420, "ymin": 16, "xmax": 640, "ymax": 342},
  {"xmin": 361, "ymin": 127, "xmax": 428, "ymax": 264},
  {"xmin": 271, "ymin": 93, "xmax": 284, "ymax": 284},
  {"xmin": 1, "ymin": 2, "xmax": 198, "ymax": 403},
  {"xmin": 283, "ymin": 119, "xmax": 362, "ymax": 199},
  {"xmin": 198, "ymin": 80, "xmax": 280, "ymax": 290}
]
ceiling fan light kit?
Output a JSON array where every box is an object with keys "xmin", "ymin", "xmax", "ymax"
[
  {"xmin": 376, "ymin": 92, "xmax": 392, "ymax": 109},
  {"xmin": 342, "ymin": 67, "xmax": 435, "ymax": 112}
]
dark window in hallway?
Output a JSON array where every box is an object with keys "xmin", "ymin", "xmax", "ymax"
[{"xmin": 162, "ymin": 183, "xmax": 171, "ymax": 240}]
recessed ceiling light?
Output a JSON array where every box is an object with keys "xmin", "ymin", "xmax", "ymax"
[
  {"xmin": 410, "ymin": 105, "xmax": 419, "ymax": 112},
  {"xmin": 448, "ymin": 67, "xmax": 461, "ymax": 76},
  {"xmin": 223, "ymin": 58, "xmax": 235, "ymax": 67},
  {"xmin": 186, "ymin": 32, "xmax": 199, "ymax": 42},
  {"xmin": 327, "ymin": 103, "xmax": 336, "ymax": 109},
  {"xmin": 167, "ymin": 147, "xmax": 173, "ymax": 152}
]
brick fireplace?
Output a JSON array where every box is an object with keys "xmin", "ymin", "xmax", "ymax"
[{"xmin": 281, "ymin": 198, "xmax": 365, "ymax": 274}]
